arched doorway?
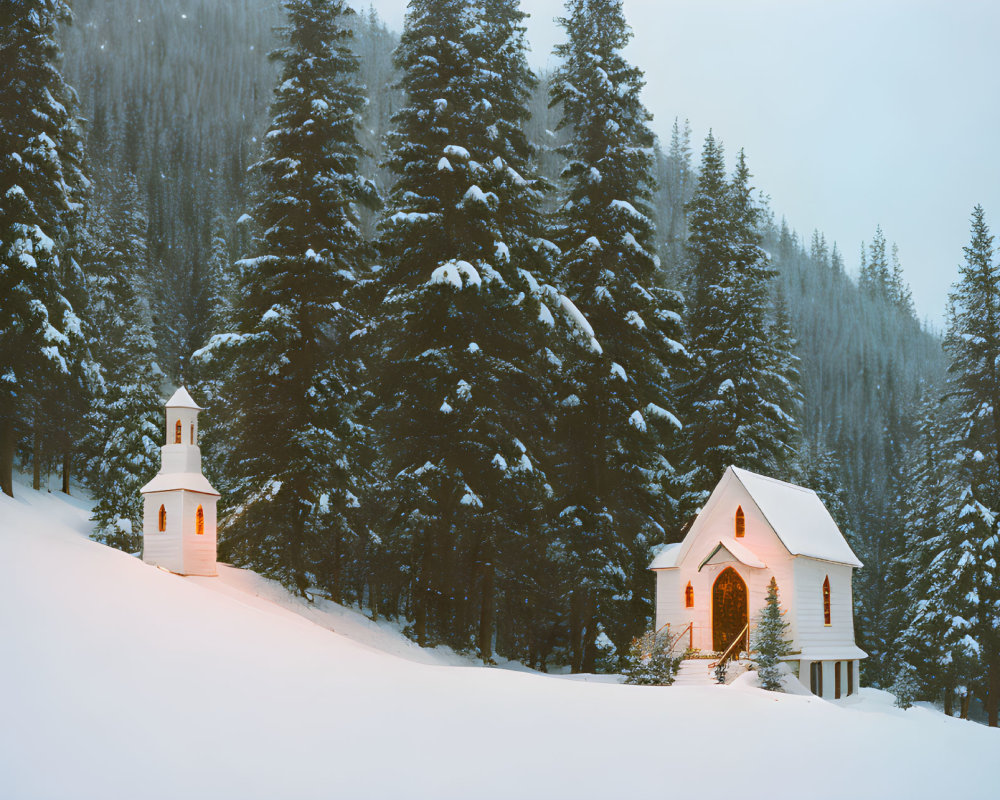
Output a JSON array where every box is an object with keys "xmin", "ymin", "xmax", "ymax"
[{"xmin": 712, "ymin": 567, "xmax": 748, "ymax": 652}]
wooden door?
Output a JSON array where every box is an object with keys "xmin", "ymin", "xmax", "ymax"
[{"xmin": 712, "ymin": 567, "xmax": 748, "ymax": 652}]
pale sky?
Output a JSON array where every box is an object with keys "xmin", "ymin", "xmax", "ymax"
[{"xmin": 363, "ymin": 0, "xmax": 1000, "ymax": 323}]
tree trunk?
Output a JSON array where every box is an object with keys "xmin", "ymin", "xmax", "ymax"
[
  {"xmin": 581, "ymin": 597, "xmax": 598, "ymax": 674},
  {"xmin": 0, "ymin": 420, "xmax": 14, "ymax": 498},
  {"xmin": 943, "ymin": 686, "xmax": 953, "ymax": 717},
  {"xmin": 988, "ymin": 659, "xmax": 1000, "ymax": 727},
  {"xmin": 61, "ymin": 448, "xmax": 71, "ymax": 494},
  {"xmin": 32, "ymin": 424, "xmax": 41, "ymax": 491},
  {"xmin": 478, "ymin": 545, "xmax": 495, "ymax": 664},
  {"xmin": 960, "ymin": 691, "xmax": 971, "ymax": 720},
  {"xmin": 569, "ymin": 590, "xmax": 585, "ymax": 673}
]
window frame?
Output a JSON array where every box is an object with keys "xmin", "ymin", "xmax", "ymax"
[
  {"xmin": 735, "ymin": 505, "xmax": 745, "ymax": 538},
  {"xmin": 196, "ymin": 505, "xmax": 204, "ymax": 536},
  {"xmin": 823, "ymin": 575, "xmax": 832, "ymax": 626},
  {"xmin": 158, "ymin": 504, "xmax": 167, "ymax": 532},
  {"xmin": 174, "ymin": 419, "xmax": 182, "ymax": 444},
  {"xmin": 684, "ymin": 581, "xmax": 694, "ymax": 608}
]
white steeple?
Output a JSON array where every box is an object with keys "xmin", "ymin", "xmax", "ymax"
[{"xmin": 140, "ymin": 386, "xmax": 219, "ymax": 576}]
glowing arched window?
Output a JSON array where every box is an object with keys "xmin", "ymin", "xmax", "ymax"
[
  {"xmin": 735, "ymin": 506, "xmax": 745, "ymax": 538},
  {"xmin": 158, "ymin": 505, "xmax": 167, "ymax": 532},
  {"xmin": 190, "ymin": 423, "xmax": 195, "ymax": 444},
  {"xmin": 823, "ymin": 575, "xmax": 831, "ymax": 626},
  {"xmin": 196, "ymin": 505, "xmax": 204, "ymax": 535},
  {"xmin": 174, "ymin": 420, "xmax": 182, "ymax": 443},
  {"xmin": 685, "ymin": 581, "xmax": 694, "ymax": 608}
]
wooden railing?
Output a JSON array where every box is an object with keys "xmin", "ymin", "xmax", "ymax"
[
  {"xmin": 667, "ymin": 622, "xmax": 693, "ymax": 655},
  {"xmin": 710, "ymin": 623, "xmax": 749, "ymax": 670}
]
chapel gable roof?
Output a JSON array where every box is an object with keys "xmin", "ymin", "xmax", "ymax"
[{"xmin": 650, "ymin": 466, "xmax": 862, "ymax": 569}]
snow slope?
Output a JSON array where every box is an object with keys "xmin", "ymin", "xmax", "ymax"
[{"xmin": 1, "ymin": 481, "xmax": 997, "ymax": 800}]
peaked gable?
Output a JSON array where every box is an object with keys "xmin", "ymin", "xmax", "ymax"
[
  {"xmin": 730, "ymin": 467, "xmax": 862, "ymax": 567},
  {"xmin": 652, "ymin": 466, "xmax": 862, "ymax": 570}
]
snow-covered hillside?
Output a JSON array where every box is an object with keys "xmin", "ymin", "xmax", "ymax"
[{"xmin": 1, "ymin": 481, "xmax": 996, "ymax": 800}]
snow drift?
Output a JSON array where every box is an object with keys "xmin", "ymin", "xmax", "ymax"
[{"xmin": 1, "ymin": 480, "xmax": 996, "ymax": 800}]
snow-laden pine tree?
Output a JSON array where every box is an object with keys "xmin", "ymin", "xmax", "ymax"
[
  {"xmin": 207, "ymin": 0, "xmax": 378, "ymax": 598},
  {"xmin": 79, "ymin": 171, "xmax": 161, "ymax": 553},
  {"xmin": 942, "ymin": 205, "xmax": 1000, "ymax": 726},
  {"xmin": 373, "ymin": 0, "xmax": 555, "ymax": 656},
  {"xmin": 895, "ymin": 390, "xmax": 977, "ymax": 715},
  {"xmin": 753, "ymin": 577, "xmax": 792, "ymax": 691},
  {"xmin": 683, "ymin": 142, "xmax": 800, "ymax": 502},
  {"xmin": 0, "ymin": 0, "xmax": 87, "ymax": 497},
  {"xmin": 549, "ymin": 0, "xmax": 686, "ymax": 668}
]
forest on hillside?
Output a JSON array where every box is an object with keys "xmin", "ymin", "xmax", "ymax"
[{"xmin": 3, "ymin": 0, "xmax": 998, "ymax": 725}]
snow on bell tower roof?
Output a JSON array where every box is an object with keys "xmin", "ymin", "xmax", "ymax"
[{"xmin": 166, "ymin": 386, "xmax": 204, "ymax": 411}]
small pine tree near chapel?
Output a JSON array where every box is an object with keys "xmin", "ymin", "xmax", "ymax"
[
  {"xmin": 623, "ymin": 628, "xmax": 681, "ymax": 686},
  {"xmin": 753, "ymin": 577, "xmax": 792, "ymax": 691}
]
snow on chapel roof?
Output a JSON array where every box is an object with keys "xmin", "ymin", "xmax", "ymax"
[
  {"xmin": 166, "ymin": 386, "xmax": 203, "ymax": 410},
  {"xmin": 729, "ymin": 466, "xmax": 862, "ymax": 567}
]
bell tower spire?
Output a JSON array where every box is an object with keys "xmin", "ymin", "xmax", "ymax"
[{"xmin": 140, "ymin": 386, "xmax": 220, "ymax": 576}]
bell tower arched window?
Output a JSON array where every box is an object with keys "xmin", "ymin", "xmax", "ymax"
[
  {"xmin": 685, "ymin": 582, "xmax": 694, "ymax": 608},
  {"xmin": 158, "ymin": 505, "xmax": 167, "ymax": 532},
  {"xmin": 823, "ymin": 575, "xmax": 832, "ymax": 626},
  {"xmin": 174, "ymin": 419, "xmax": 182, "ymax": 443},
  {"xmin": 735, "ymin": 506, "xmax": 745, "ymax": 538},
  {"xmin": 190, "ymin": 423, "xmax": 195, "ymax": 444},
  {"xmin": 196, "ymin": 505, "xmax": 204, "ymax": 535}
]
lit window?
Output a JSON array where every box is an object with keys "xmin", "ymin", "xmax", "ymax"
[
  {"xmin": 158, "ymin": 505, "xmax": 166, "ymax": 532},
  {"xmin": 174, "ymin": 420, "xmax": 182, "ymax": 443},
  {"xmin": 823, "ymin": 575, "xmax": 831, "ymax": 626},
  {"xmin": 685, "ymin": 582, "xmax": 694, "ymax": 608},
  {"xmin": 735, "ymin": 506, "xmax": 745, "ymax": 538},
  {"xmin": 190, "ymin": 423, "xmax": 195, "ymax": 444},
  {"xmin": 196, "ymin": 505, "xmax": 204, "ymax": 535}
]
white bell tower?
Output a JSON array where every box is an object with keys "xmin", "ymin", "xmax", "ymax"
[{"xmin": 140, "ymin": 387, "xmax": 220, "ymax": 576}]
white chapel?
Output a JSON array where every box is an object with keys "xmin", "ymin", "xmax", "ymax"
[
  {"xmin": 140, "ymin": 387, "xmax": 219, "ymax": 577},
  {"xmin": 650, "ymin": 466, "xmax": 866, "ymax": 698}
]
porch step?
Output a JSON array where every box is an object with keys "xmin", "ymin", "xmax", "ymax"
[{"xmin": 673, "ymin": 658, "xmax": 716, "ymax": 686}]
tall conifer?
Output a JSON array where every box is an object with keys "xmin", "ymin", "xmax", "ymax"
[
  {"xmin": 0, "ymin": 0, "xmax": 84, "ymax": 497},
  {"xmin": 549, "ymin": 0, "xmax": 685, "ymax": 667},
  {"xmin": 209, "ymin": 0, "xmax": 378, "ymax": 597},
  {"xmin": 942, "ymin": 205, "xmax": 1000, "ymax": 725},
  {"xmin": 372, "ymin": 0, "xmax": 553, "ymax": 656}
]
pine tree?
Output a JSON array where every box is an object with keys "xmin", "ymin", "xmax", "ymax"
[
  {"xmin": 753, "ymin": 576, "xmax": 793, "ymax": 691},
  {"xmin": 895, "ymin": 393, "xmax": 979, "ymax": 713},
  {"xmin": 549, "ymin": 0, "xmax": 685, "ymax": 667},
  {"xmin": 79, "ymin": 171, "xmax": 161, "ymax": 552},
  {"xmin": 683, "ymin": 143, "xmax": 800, "ymax": 500},
  {"xmin": 0, "ymin": 0, "xmax": 85, "ymax": 497},
  {"xmin": 372, "ymin": 0, "xmax": 553, "ymax": 656},
  {"xmin": 210, "ymin": 0, "xmax": 378, "ymax": 597},
  {"xmin": 891, "ymin": 661, "xmax": 919, "ymax": 709},
  {"xmin": 889, "ymin": 243, "xmax": 915, "ymax": 317},
  {"xmin": 942, "ymin": 205, "xmax": 1000, "ymax": 726}
]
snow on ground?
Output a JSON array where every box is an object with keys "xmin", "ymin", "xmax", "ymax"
[{"xmin": 2, "ymin": 480, "xmax": 998, "ymax": 800}]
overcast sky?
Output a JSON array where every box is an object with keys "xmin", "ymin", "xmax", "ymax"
[{"xmin": 364, "ymin": 0, "xmax": 1000, "ymax": 323}]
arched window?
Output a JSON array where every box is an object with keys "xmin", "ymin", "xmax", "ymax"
[
  {"xmin": 190, "ymin": 423, "xmax": 195, "ymax": 444},
  {"xmin": 158, "ymin": 505, "xmax": 167, "ymax": 532},
  {"xmin": 823, "ymin": 575, "xmax": 831, "ymax": 626},
  {"xmin": 735, "ymin": 506, "xmax": 745, "ymax": 538},
  {"xmin": 685, "ymin": 582, "xmax": 694, "ymax": 608},
  {"xmin": 196, "ymin": 505, "xmax": 204, "ymax": 535},
  {"xmin": 174, "ymin": 419, "xmax": 182, "ymax": 443}
]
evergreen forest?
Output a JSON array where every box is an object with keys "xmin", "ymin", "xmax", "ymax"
[{"xmin": 2, "ymin": 0, "xmax": 998, "ymax": 726}]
